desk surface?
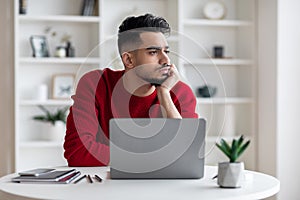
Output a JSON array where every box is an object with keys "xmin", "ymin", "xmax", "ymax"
[{"xmin": 0, "ymin": 166, "xmax": 279, "ymax": 200}]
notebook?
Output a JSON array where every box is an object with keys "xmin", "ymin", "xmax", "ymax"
[
  {"xmin": 110, "ymin": 118, "xmax": 206, "ymax": 179},
  {"xmin": 12, "ymin": 169, "xmax": 80, "ymax": 184}
]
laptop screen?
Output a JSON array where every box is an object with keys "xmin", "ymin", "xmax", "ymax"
[{"xmin": 109, "ymin": 118, "xmax": 206, "ymax": 179}]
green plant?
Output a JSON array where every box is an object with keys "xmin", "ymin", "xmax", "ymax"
[
  {"xmin": 33, "ymin": 105, "xmax": 69, "ymax": 125},
  {"xmin": 216, "ymin": 135, "xmax": 250, "ymax": 163}
]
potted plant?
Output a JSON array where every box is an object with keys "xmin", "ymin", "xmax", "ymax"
[
  {"xmin": 33, "ymin": 105, "xmax": 69, "ymax": 141},
  {"xmin": 216, "ymin": 135, "xmax": 250, "ymax": 188}
]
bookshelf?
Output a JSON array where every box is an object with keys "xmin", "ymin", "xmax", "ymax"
[
  {"xmin": 14, "ymin": 0, "xmax": 257, "ymax": 171},
  {"xmin": 14, "ymin": 0, "xmax": 101, "ymax": 171}
]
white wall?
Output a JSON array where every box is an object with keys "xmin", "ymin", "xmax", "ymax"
[
  {"xmin": 277, "ymin": 0, "xmax": 300, "ymax": 199},
  {"xmin": 257, "ymin": 0, "xmax": 277, "ymax": 178},
  {"xmin": 259, "ymin": 0, "xmax": 300, "ymax": 199},
  {"xmin": 0, "ymin": 0, "xmax": 15, "ymax": 176}
]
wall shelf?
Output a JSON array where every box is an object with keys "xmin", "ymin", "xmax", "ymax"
[
  {"xmin": 197, "ymin": 97, "xmax": 253, "ymax": 105},
  {"xmin": 183, "ymin": 19, "xmax": 253, "ymax": 27},
  {"xmin": 20, "ymin": 99, "xmax": 73, "ymax": 106},
  {"xmin": 183, "ymin": 58, "xmax": 253, "ymax": 66},
  {"xmin": 19, "ymin": 15, "xmax": 100, "ymax": 23},
  {"xmin": 19, "ymin": 57, "xmax": 101, "ymax": 64},
  {"xmin": 103, "ymin": 35, "xmax": 179, "ymax": 42},
  {"xmin": 20, "ymin": 141, "xmax": 63, "ymax": 148}
]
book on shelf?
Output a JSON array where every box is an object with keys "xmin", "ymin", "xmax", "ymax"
[
  {"xmin": 93, "ymin": 0, "xmax": 99, "ymax": 16},
  {"xmin": 12, "ymin": 169, "xmax": 80, "ymax": 184},
  {"xmin": 82, "ymin": 0, "xmax": 98, "ymax": 16}
]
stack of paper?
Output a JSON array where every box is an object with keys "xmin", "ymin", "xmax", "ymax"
[{"xmin": 12, "ymin": 169, "xmax": 80, "ymax": 184}]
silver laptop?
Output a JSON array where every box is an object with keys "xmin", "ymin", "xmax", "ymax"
[{"xmin": 109, "ymin": 118, "xmax": 206, "ymax": 179}]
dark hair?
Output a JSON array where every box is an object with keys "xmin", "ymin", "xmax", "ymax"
[{"xmin": 117, "ymin": 13, "xmax": 170, "ymax": 55}]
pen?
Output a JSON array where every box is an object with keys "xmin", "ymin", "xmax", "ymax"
[
  {"xmin": 94, "ymin": 174, "xmax": 102, "ymax": 182},
  {"xmin": 87, "ymin": 174, "xmax": 93, "ymax": 183},
  {"xmin": 74, "ymin": 175, "xmax": 86, "ymax": 184}
]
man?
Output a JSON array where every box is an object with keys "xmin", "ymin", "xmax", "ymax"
[{"xmin": 64, "ymin": 13, "xmax": 198, "ymax": 166}]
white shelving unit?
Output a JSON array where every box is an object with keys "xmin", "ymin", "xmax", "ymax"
[
  {"xmin": 14, "ymin": 0, "xmax": 101, "ymax": 171},
  {"xmin": 178, "ymin": 0, "xmax": 256, "ymax": 169},
  {"xmin": 14, "ymin": 0, "xmax": 257, "ymax": 171}
]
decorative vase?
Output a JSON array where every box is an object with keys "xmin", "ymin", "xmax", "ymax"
[
  {"xmin": 36, "ymin": 84, "xmax": 48, "ymax": 101},
  {"xmin": 213, "ymin": 46, "xmax": 224, "ymax": 58},
  {"xmin": 198, "ymin": 85, "xmax": 217, "ymax": 98},
  {"xmin": 217, "ymin": 162, "xmax": 244, "ymax": 188},
  {"xmin": 42, "ymin": 121, "xmax": 66, "ymax": 142},
  {"xmin": 66, "ymin": 41, "xmax": 75, "ymax": 57}
]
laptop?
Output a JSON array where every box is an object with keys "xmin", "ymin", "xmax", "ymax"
[{"xmin": 109, "ymin": 118, "xmax": 206, "ymax": 179}]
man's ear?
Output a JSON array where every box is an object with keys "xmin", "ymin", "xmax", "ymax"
[{"xmin": 121, "ymin": 52, "xmax": 135, "ymax": 69}]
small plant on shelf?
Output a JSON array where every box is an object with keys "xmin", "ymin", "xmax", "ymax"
[
  {"xmin": 32, "ymin": 105, "xmax": 69, "ymax": 125},
  {"xmin": 216, "ymin": 135, "xmax": 250, "ymax": 163},
  {"xmin": 215, "ymin": 135, "xmax": 250, "ymax": 188}
]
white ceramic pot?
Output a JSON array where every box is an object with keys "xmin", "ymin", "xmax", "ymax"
[
  {"xmin": 42, "ymin": 121, "xmax": 66, "ymax": 142},
  {"xmin": 217, "ymin": 162, "xmax": 244, "ymax": 188}
]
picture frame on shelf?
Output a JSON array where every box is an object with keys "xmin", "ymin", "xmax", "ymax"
[
  {"xmin": 30, "ymin": 35, "xmax": 50, "ymax": 57},
  {"xmin": 52, "ymin": 74, "xmax": 75, "ymax": 99}
]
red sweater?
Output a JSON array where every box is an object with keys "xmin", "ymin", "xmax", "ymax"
[{"xmin": 64, "ymin": 68, "xmax": 198, "ymax": 166}]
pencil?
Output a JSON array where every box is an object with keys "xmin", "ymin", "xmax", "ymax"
[
  {"xmin": 87, "ymin": 174, "xmax": 93, "ymax": 183},
  {"xmin": 74, "ymin": 175, "xmax": 86, "ymax": 184},
  {"xmin": 94, "ymin": 174, "xmax": 102, "ymax": 182}
]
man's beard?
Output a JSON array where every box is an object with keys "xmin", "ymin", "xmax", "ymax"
[
  {"xmin": 136, "ymin": 64, "xmax": 170, "ymax": 86},
  {"xmin": 149, "ymin": 64, "xmax": 171, "ymax": 86},
  {"xmin": 146, "ymin": 74, "xmax": 169, "ymax": 86}
]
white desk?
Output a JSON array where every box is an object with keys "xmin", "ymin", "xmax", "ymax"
[{"xmin": 0, "ymin": 166, "xmax": 279, "ymax": 200}]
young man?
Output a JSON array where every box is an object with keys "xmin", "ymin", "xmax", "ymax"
[{"xmin": 64, "ymin": 13, "xmax": 198, "ymax": 166}]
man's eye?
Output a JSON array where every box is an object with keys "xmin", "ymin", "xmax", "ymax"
[
  {"xmin": 165, "ymin": 50, "xmax": 170, "ymax": 54},
  {"xmin": 149, "ymin": 51, "xmax": 158, "ymax": 55}
]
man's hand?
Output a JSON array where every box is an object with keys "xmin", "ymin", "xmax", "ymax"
[
  {"xmin": 156, "ymin": 64, "xmax": 182, "ymax": 118},
  {"xmin": 159, "ymin": 64, "xmax": 180, "ymax": 91}
]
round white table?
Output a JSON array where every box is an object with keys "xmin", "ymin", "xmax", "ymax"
[{"xmin": 0, "ymin": 166, "xmax": 279, "ymax": 200}]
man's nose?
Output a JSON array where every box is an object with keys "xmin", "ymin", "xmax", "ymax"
[{"xmin": 159, "ymin": 51, "xmax": 170, "ymax": 65}]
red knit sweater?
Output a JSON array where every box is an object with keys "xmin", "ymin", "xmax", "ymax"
[{"xmin": 64, "ymin": 68, "xmax": 198, "ymax": 166}]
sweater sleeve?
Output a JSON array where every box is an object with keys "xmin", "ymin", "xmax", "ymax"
[
  {"xmin": 63, "ymin": 70, "xmax": 109, "ymax": 166},
  {"xmin": 172, "ymin": 82, "xmax": 198, "ymax": 118}
]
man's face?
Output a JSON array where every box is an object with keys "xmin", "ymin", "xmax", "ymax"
[{"xmin": 131, "ymin": 32, "xmax": 171, "ymax": 85}]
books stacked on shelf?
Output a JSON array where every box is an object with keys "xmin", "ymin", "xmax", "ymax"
[
  {"xmin": 12, "ymin": 168, "xmax": 81, "ymax": 184},
  {"xmin": 82, "ymin": 0, "xmax": 98, "ymax": 16}
]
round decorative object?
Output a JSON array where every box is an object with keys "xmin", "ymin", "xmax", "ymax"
[
  {"xmin": 55, "ymin": 46, "xmax": 66, "ymax": 58},
  {"xmin": 203, "ymin": 0, "xmax": 226, "ymax": 20}
]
